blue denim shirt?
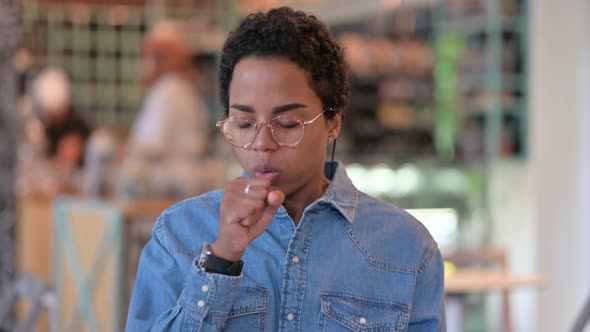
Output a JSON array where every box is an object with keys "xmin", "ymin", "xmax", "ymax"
[{"xmin": 126, "ymin": 162, "xmax": 446, "ymax": 331}]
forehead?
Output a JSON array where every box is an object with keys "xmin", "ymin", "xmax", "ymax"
[{"xmin": 229, "ymin": 56, "xmax": 319, "ymax": 106}]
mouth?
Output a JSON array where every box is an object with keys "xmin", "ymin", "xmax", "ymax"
[{"xmin": 253, "ymin": 165, "xmax": 280, "ymax": 181}]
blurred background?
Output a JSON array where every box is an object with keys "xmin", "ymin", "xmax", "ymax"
[{"xmin": 0, "ymin": 0, "xmax": 588, "ymax": 331}]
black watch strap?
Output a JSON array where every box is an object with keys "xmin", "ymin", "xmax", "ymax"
[{"xmin": 198, "ymin": 243, "xmax": 243, "ymax": 276}]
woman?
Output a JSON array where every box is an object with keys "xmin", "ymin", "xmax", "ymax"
[{"xmin": 127, "ymin": 7, "xmax": 445, "ymax": 331}]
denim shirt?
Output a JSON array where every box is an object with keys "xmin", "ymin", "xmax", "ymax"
[{"xmin": 126, "ymin": 162, "xmax": 446, "ymax": 331}]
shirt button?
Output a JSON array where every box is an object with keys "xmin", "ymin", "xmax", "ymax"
[
  {"xmin": 359, "ymin": 317, "xmax": 367, "ymax": 325},
  {"xmin": 201, "ymin": 285, "xmax": 209, "ymax": 293},
  {"xmin": 292, "ymin": 256, "xmax": 300, "ymax": 264},
  {"xmin": 287, "ymin": 313, "xmax": 294, "ymax": 321},
  {"xmin": 197, "ymin": 300, "xmax": 205, "ymax": 308}
]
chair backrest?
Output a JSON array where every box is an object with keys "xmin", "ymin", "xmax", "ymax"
[
  {"xmin": 443, "ymin": 247, "xmax": 508, "ymax": 271},
  {"xmin": 53, "ymin": 196, "xmax": 123, "ymax": 332},
  {"xmin": 17, "ymin": 195, "xmax": 53, "ymax": 283},
  {"xmin": 15, "ymin": 194, "xmax": 53, "ymax": 332}
]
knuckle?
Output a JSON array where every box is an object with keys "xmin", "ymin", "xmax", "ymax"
[
  {"xmin": 246, "ymin": 204, "xmax": 256, "ymax": 216},
  {"xmin": 254, "ymin": 199, "xmax": 265, "ymax": 211}
]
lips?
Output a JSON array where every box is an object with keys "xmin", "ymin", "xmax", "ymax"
[{"xmin": 253, "ymin": 165, "xmax": 280, "ymax": 181}]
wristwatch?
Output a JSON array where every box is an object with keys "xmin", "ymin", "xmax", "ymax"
[{"xmin": 197, "ymin": 242, "xmax": 243, "ymax": 276}]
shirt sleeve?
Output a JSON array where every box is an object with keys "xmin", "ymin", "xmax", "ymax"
[
  {"xmin": 408, "ymin": 246, "xmax": 447, "ymax": 332},
  {"xmin": 125, "ymin": 216, "xmax": 243, "ymax": 331}
]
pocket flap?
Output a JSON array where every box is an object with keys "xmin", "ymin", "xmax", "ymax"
[
  {"xmin": 321, "ymin": 292, "xmax": 409, "ymax": 331},
  {"xmin": 228, "ymin": 284, "xmax": 268, "ymax": 318}
]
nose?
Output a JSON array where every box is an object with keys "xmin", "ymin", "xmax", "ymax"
[{"xmin": 251, "ymin": 123, "xmax": 279, "ymax": 151}]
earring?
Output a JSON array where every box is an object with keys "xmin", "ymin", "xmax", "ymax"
[{"xmin": 328, "ymin": 136, "xmax": 334, "ymax": 143}]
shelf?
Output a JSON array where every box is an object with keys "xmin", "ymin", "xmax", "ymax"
[
  {"xmin": 434, "ymin": 0, "xmax": 528, "ymax": 161},
  {"xmin": 436, "ymin": 15, "xmax": 525, "ymax": 36},
  {"xmin": 461, "ymin": 108, "xmax": 523, "ymax": 118},
  {"xmin": 458, "ymin": 73, "xmax": 524, "ymax": 93},
  {"xmin": 18, "ymin": 0, "xmax": 234, "ymax": 127}
]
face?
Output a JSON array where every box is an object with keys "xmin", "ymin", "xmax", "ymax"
[
  {"xmin": 55, "ymin": 132, "xmax": 84, "ymax": 168},
  {"xmin": 140, "ymin": 39, "xmax": 191, "ymax": 86},
  {"xmin": 228, "ymin": 56, "xmax": 341, "ymax": 196}
]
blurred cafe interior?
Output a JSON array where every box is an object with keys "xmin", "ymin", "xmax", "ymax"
[{"xmin": 0, "ymin": 0, "xmax": 589, "ymax": 331}]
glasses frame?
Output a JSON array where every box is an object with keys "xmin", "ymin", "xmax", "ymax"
[{"xmin": 216, "ymin": 108, "xmax": 336, "ymax": 148}]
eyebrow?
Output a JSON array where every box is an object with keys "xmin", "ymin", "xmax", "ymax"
[{"xmin": 230, "ymin": 103, "xmax": 308, "ymax": 115}]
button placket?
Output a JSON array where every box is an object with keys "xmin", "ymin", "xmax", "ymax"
[{"xmin": 278, "ymin": 211, "xmax": 315, "ymax": 331}]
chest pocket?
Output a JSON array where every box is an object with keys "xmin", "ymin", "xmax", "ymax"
[
  {"xmin": 222, "ymin": 284, "xmax": 268, "ymax": 331},
  {"xmin": 319, "ymin": 292, "xmax": 409, "ymax": 332}
]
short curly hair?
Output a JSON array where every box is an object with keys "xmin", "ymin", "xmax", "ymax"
[{"xmin": 218, "ymin": 6, "xmax": 349, "ymax": 118}]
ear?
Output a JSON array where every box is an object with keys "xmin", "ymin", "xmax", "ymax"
[{"xmin": 326, "ymin": 111, "xmax": 342, "ymax": 142}]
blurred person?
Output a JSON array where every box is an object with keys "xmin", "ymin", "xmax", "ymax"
[
  {"xmin": 127, "ymin": 7, "xmax": 445, "ymax": 331},
  {"xmin": 16, "ymin": 68, "xmax": 90, "ymax": 195},
  {"xmin": 31, "ymin": 68, "xmax": 90, "ymax": 169},
  {"xmin": 120, "ymin": 20, "xmax": 210, "ymax": 199}
]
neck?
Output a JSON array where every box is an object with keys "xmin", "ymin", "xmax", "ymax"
[{"xmin": 284, "ymin": 176, "xmax": 330, "ymax": 226}]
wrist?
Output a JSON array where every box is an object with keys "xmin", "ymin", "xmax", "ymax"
[
  {"xmin": 198, "ymin": 243, "xmax": 243, "ymax": 276},
  {"xmin": 210, "ymin": 241, "xmax": 245, "ymax": 262}
]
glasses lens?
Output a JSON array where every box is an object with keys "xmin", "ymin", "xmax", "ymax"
[
  {"xmin": 221, "ymin": 117, "xmax": 256, "ymax": 146},
  {"xmin": 271, "ymin": 117, "xmax": 304, "ymax": 146}
]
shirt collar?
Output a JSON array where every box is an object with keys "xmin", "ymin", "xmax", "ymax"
[
  {"xmin": 243, "ymin": 161, "xmax": 359, "ymax": 223},
  {"xmin": 318, "ymin": 161, "xmax": 358, "ymax": 223}
]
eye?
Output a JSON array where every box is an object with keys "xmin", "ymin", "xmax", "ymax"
[
  {"xmin": 233, "ymin": 118, "xmax": 254, "ymax": 129},
  {"xmin": 274, "ymin": 117, "xmax": 300, "ymax": 129}
]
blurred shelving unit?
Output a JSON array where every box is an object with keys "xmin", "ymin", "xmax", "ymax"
[
  {"xmin": 434, "ymin": 0, "xmax": 528, "ymax": 163},
  {"xmin": 432, "ymin": 2, "xmax": 529, "ymax": 330},
  {"xmin": 330, "ymin": 3, "xmax": 437, "ymax": 160},
  {"xmin": 432, "ymin": 0, "xmax": 529, "ymax": 243},
  {"xmin": 307, "ymin": 1, "xmax": 529, "ymax": 266},
  {"xmin": 17, "ymin": 0, "xmax": 236, "ymax": 130},
  {"xmin": 305, "ymin": 0, "xmax": 528, "ymax": 164}
]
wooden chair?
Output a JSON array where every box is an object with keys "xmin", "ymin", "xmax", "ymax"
[
  {"xmin": 53, "ymin": 197, "xmax": 124, "ymax": 332},
  {"xmin": 444, "ymin": 247, "xmax": 513, "ymax": 332},
  {"xmin": 15, "ymin": 194, "xmax": 54, "ymax": 332}
]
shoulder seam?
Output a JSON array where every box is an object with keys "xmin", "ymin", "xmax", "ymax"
[{"xmin": 417, "ymin": 244, "xmax": 438, "ymax": 276}]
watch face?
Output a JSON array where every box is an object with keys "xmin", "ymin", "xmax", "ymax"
[{"xmin": 197, "ymin": 243, "xmax": 210, "ymax": 270}]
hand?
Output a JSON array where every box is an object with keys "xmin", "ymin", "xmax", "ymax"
[{"xmin": 212, "ymin": 177, "xmax": 285, "ymax": 262}]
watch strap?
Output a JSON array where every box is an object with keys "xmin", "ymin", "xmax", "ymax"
[{"xmin": 198, "ymin": 243, "xmax": 243, "ymax": 276}]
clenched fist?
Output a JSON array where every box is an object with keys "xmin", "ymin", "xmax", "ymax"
[{"xmin": 211, "ymin": 177, "xmax": 285, "ymax": 262}]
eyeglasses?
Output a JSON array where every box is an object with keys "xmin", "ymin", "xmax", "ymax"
[{"xmin": 216, "ymin": 108, "xmax": 335, "ymax": 148}]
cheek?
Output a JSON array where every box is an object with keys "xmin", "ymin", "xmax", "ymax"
[
  {"xmin": 232, "ymin": 148, "xmax": 250, "ymax": 167},
  {"xmin": 292, "ymin": 139, "xmax": 328, "ymax": 167}
]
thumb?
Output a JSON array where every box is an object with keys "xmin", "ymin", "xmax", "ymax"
[
  {"xmin": 249, "ymin": 190, "xmax": 285, "ymax": 237},
  {"xmin": 266, "ymin": 190, "xmax": 285, "ymax": 209},
  {"xmin": 262, "ymin": 190, "xmax": 285, "ymax": 220}
]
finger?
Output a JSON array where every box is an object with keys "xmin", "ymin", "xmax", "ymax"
[
  {"xmin": 227, "ymin": 178, "xmax": 270, "ymax": 198},
  {"xmin": 237, "ymin": 198, "xmax": 266, "ymax": 226},
  {"xmin": 233, "ymin": 177, "xmax": 271, "ymax": 189},
  {"xmin": 248, "ymin": 190, "xmax": 285, "ymax": 235},
  {"xmin": 220, "ymin": 196, "xmax": 260, "ymax": 224},
  {"xmin": 241, "ymin": 185, "xmax": 269, "ymax": 199}
]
